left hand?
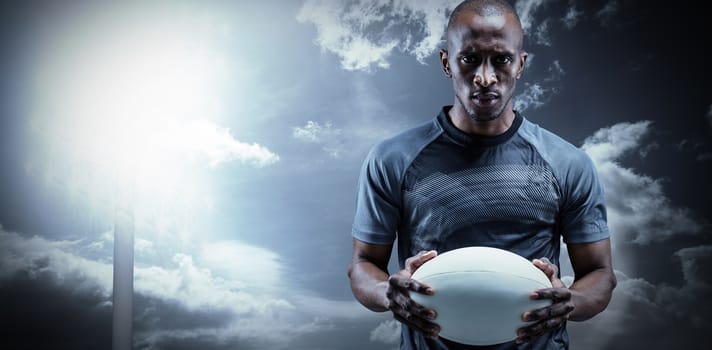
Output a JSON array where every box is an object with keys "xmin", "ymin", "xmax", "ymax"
[{"xmin": 516, "ymin": 257, "xmax": 575, "ymax": 344}]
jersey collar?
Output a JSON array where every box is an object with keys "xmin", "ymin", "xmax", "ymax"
[{"xmin": 437, "ymin": 106, "xmax": 523, "ymax": 147}]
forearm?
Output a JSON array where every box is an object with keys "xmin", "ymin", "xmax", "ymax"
[
  {"xmin": 568, "ymin": 267, "xmax": 616, "ymax": 321},
  {"xmin": 348, "ymin": 260, "xmax": 390, "ymax": 312}
]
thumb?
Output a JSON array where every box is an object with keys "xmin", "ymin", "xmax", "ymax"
[{"xmin": 406, "ymin": 250, "xmax": 437, "ymax": 274}]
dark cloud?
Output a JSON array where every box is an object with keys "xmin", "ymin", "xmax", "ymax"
[
  {"xmin": 583, "ymin": 121, "xmax": 704, "ymax": 244},
  {"xmin": 595, "ymin": 0, "xmax": 619, "ymax": 27},
  {"xmin": 0, "ymin": 270, "xmax": 111, "ymax": 350},
  {"xmin": 134, "ymin": 294, "xmax": 236, "ymax": 332},
  {"xmin": 568, "ymin": 258, "xmax": 710, "ymax": 350}
]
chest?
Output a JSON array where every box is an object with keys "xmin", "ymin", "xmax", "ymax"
[{"xmin": 398, "ymin": 142, "xmax": 562, "ymax": 254}]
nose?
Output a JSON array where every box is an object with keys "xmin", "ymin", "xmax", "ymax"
[{"xmin": 474, "ymin": 62, "xmax": 497, "ymax": 87}]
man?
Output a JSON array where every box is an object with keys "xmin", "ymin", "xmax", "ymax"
[{"xmin": 347, "ymin": 0, "xmax": 616, "ymax": 349}]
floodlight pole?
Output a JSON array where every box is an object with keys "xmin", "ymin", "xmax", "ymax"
[{"xmin": 112, "ymin": 182, "xmax": 135, "ymax": 350}]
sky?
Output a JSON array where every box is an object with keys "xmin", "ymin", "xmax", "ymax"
[{"xmin": 0, "ymin": 0, "xmax": 710, "ymax": 349}]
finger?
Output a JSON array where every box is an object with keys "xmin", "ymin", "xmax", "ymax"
[
  {"xmin": 530, "ymin": 287, "xmax": 571, "ymax": 302},
  {"xmin": 516, "ymin": 316, "xmax": 567, "ymax": 343},
  {"xmin": 393, "ymin": 312, "xmax": 441, "ymax": 339},
  {"xmin": 389, "ymin": 274, "xmax": 434, "ymax": 295},
  {"xmin": 388, "ymin": 288, "xmax": 437, "ymax": 320},
  {"xmin": 532, "ymin": 258, "xmax": 559, "ymax": 280},
  {"xmin": 522, "ymin": 302, "xmax": 574, "ymax": 322},
  {"xmin": 404, "ymin": 250, "xmax": 438, "ymax": 274},
  {"xmin": 409, "ymin": 298, "xmax": 438, "ymax": 320}
]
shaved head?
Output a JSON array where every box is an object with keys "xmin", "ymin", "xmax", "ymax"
[
  {"xmin": 439, "ymin": 0, "xmax": 528, "ymax": 126},
  {"xmin": 447, "ymin": 0, "xmax": 523, "ymax": 49}
]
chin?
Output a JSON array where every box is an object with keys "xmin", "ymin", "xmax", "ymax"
[{"xmin": 466, "ymin": 106, "xmax": 503, "ymax": 122}]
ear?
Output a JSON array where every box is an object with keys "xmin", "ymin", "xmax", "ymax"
[
  {"xmin": 516, "ymin": 51, "xmax": 528, "ymax": 80},
  {"xmin": 439, "ymin": 49, "xmax": 452, "ymax": 78}
]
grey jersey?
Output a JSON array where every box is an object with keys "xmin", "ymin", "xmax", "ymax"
[{"xmin": 351, "ymin": 106, "xmax": 609, "ymax": 350}]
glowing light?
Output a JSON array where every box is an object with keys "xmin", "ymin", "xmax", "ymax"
[{"xmin": 29, "ymin": 12, "xmax": 278, "ymax": 228}]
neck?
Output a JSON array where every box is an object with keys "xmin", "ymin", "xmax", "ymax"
[{"xmin": 448, "ymin": 102, "xmax": 516, "ymax": 137}]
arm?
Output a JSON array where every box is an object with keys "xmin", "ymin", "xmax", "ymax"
[
  {"xmin": 347, "ymin": 238, "xmax": 441, "ymax": 338},
  {"xmin": 565, "ymin": 238, "xmax": 616, "ymax": 320},
  {"xmin": 347, "ymin": 239, "xmax": 392, "ymax": 312},
  {"xmin": 516, "ymin": 238, "xmax": 616, "ymax": 343}
]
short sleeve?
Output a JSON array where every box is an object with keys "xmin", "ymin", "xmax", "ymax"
[
  {"xmin": 351, "ymin": 144, "xmax": 401, "ymax": 245},
  {"xmin": 560, "ymin": 151, "xmax": 610, "ymax": 244}
]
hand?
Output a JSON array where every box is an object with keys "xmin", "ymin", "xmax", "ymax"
[
  {"xmin": 386, "ymin": 250, "xmax": 440, "ymax": 339},
  {"xmin": 516, "ymin": 257, "xmax": 575, "ymax": 344}
]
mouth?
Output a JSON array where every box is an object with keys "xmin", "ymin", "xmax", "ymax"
[{"xmin": 472, "ymin": 91, "xmax": 500, "ymax": 107}]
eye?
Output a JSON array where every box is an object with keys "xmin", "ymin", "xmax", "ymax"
[
  {"xmin": 494, "ymin": 55, "xmax": 513, "ymax": 65},
  {"xmin": 461, "ymin": 54, "xmax": 479, "ymax": 64}
]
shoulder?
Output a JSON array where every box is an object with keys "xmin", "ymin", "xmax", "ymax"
[
  {"xmin": 366, "ymin": 117, "xmax": 442, "ymax": 168},
  {"xmin": 517, "ymin": 117, "xmax": 594, "ymax": 172}
]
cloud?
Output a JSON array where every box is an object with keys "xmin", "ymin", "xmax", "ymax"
[
  {"xmin": 515, "ymin": 83, "xmax": 545, "ymax": 111},
  {"xmin": 638, "ymin": 142, "xmax": 659, "ymax": 158},
  {"xmin": 515, "ymin": 0, "xmax": 551, "ymax": 32},
  {"xmin": 135, "ymin": 253, "xmax": 292, "ymax": 315},
  {"xmin": 514, "ymin": 60, "xmax": 565, "ymax": 112},
  {"xmin": 582, "ymin": 121, "xmax": 703, "ymax": 244},
  {"xmin": 0, "ymin": 226, "xmax": 377, "ymax": 349},
  {"xmin": 297, "ymin": 0, "xmax": 461, "ymax": 72},
  {"xmin": 658, "ymin": 245, "xmax": 712, "ymax": 328},
  {"xmin": 561, "ymin": 2, "xmax": 584, "ymax": 29},
  {"xmin": 568, "ymin": 246, "xmax": 711, "ymax": 349},
  {"xmin": 293, "ymin": 121, "xmax": 342, "ymax": 143},
  {"xmin": 697, "ymin": 153, "xmax": 712, "ymax": 162},
  {"xmin": 707, "ymin": 104, "xmax": 712, "ymax": 128},
  {"xmin": 198, "ymin": 241, "xmax": 283, "ymax": 289},
  {"xmin": 293, "ymin": 120, "xmax": 344, "ymax": 158},
  {"xmin": 0, "ymin": 227, "xmax": 113, "ymax": 294},
  {"xmin": 676, "ymin": 139, "xmax": 703, "ymax": 152},
  {"xmin": 675, "ymin": 138, "xmax": 711, "ymax": 162},
  {"xmin": 369, "ymin": 319, "xmax": 401, "ymax": 344},
  {"xmin": 154, "ymin": 119, "xmax": 280, "ymax": 168},
  {"xmin": 596, "ymin": 0, "xmax": 619, "ymax": 27},
  {"xmin": 534, "ymin": 19, "xmax": 552, "ymax": 46}
]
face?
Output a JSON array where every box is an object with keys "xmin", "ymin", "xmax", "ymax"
[{"xmin": 440, "ymin": 11, "xmax": 527, "ymax": 122}]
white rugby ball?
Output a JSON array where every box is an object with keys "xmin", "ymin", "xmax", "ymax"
[{"xmin": 410, "ymin": 246, "xmax": 552, "ymax": 345}]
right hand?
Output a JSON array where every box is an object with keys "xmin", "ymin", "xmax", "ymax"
[{"xmin": 386, "ymin": 250, "xmax": 440, "ymax": 339}]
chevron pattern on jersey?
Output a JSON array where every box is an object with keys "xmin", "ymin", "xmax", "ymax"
[{"xmin": 403, "ymin": 164, "xmax": 559, "ymax": 248}]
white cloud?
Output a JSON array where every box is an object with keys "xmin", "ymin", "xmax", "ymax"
[
  {"xmin": 561, "ymin": 3, "xmax": 583, "ymax": 29},
  {"xmin": 582, "ymin": 121, "xmax": 703, "ymax": 244},
  {"xmin": 135, "ymin": 253, "xmax": 293, "ymax": 317},
  {"xmin": 135, "ymin": 238, "xmax": 155, "ymax": 254},
  {"xmin": 199, "ymin": 241, "xmax": 283, "ymax": 289},
  {"xmin": 515, "ymin": 0, "xmax": 551, "ymax": 32},
  {"xmin": 514, "ymin": 60, "xmax": 565, "ymax": 112},
  {"xmin": 155, "ymin": 119, "xmax": 280, "ymax": 168},
  {"xmin": 293, "ymin": 121, "xmax": 342, "ymax": 143},
  {"xmin": 0, "ymin": 227, "xmax": 113, "ymax": 296},
  {"xmin": 583, "ymin": 121, "xmax": 650, "ymax": 163},
  {"xmin": 293, "ymin": 120, "xmax": 345, "ymax": 158},
  {"xmin": 369, "ymin": 319, "xmax": 401, "ymax": 344},
  {"xmin": 297, "ymin": 0, "xmax": 461, "ymax": 72},
  {"xmin": 534, "ymin": 18, "xmax": 552, "ymax": 46},
  {"xmin": 514, "ymin": 83, "xmax": 546, "ymax": 112}
]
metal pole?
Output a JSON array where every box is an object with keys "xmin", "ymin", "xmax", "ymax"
[{"xmin": 112, "ymin": 189, "xmax": 134, "ymax": 350}]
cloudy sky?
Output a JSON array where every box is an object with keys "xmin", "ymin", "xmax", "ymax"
[{"xmin": 1, "ymin": 0, "xmax": 710, "ymax": 349}]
